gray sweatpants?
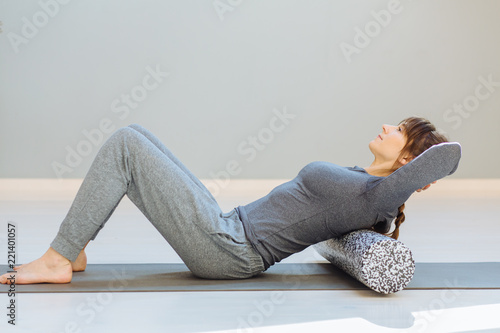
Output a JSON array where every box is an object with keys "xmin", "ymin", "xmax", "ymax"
[{"xmin": 50, "ymin": 124, "xmax": 265, "ymax": 279}]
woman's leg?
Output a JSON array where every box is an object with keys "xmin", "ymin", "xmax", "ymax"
[
  {"xmin": 0, "ymin": 126, "xmax": 263, "ymax": 284},
  {"xmin": 49, "ymin": 123, "xmax": 213, "ymax": 273},
  {"xmin": 0, "ymin": 128, "xmax": 137, "ymax": 284},
  {"xmin": 101, "ymin": 127, "xmax": 263, "ymax": 279}
]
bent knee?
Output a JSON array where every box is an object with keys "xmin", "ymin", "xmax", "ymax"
[
  {"xmin": 109, "ymin": 126, "xmax": 145, "ymax": 144},
  {"xmin": 127, "ymin": 123, "xmax": 144, "ymax": 132},
  {"xmin": 110, "ymin": 126, "xmax": 137, "ymax": 140}
]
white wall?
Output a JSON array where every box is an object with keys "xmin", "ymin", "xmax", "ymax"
[{"xmin": 1, "ymin": 0, "xmax": 499, "ymax": 179}]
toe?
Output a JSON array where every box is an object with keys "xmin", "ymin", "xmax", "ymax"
[{"xmin": 0, "ymin": 274, "xmax": 9, "ymax": 284}]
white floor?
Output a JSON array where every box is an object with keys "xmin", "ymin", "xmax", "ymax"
[{"xmin": 0, "ymin": 178, "xmax": 499, "ymax": 333}]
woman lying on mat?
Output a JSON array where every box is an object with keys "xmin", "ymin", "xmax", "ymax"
[{"xmin": 0, "ymin": 117, "xmax": 461, "ymax": 284}]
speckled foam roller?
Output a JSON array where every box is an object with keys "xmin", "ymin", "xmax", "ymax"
[{"xmin": 313, "ymin": 230, "xmax": 415, "ymax": 294}]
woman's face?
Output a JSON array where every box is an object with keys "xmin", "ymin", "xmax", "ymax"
[{"xmin": 369, "ymin": 124, "xmax": 408, "ymax": 165}]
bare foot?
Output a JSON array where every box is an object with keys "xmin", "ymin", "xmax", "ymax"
[
  {"xmin": 0, "ymin": 247, "xmax": 72, "ymax": 284},
  {"xmin": 14, "ymin": 249, "xmax": 87, "ymax": 272},
  {"xmin": 72, "ymin": 250, "xmax": 87, "ymax": 272}
]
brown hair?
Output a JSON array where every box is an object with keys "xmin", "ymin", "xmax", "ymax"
[{"xmin": 383, "ymin": 116, "xmax": 449, "ymax": 240}]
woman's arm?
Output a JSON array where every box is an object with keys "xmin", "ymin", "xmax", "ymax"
[{"xmin": 366, "ymin": 142, "xmax": 462, "ymax": 211}]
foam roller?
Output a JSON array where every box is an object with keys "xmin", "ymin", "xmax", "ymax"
[{"xmin": 313, "ymin": 230, "xmax": 415, "ymax": 294}]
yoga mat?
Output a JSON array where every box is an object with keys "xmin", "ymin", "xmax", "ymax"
[{"xmin": 0, "ymin": 262, "xmax": 499, "ymax": 294}]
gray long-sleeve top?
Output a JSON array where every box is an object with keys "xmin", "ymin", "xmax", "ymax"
[{"xmin": 236, "ymin": 142, "xmax": 462, "ymax": 269}]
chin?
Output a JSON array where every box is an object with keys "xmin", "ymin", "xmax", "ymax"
[
  {"xmin": 368, "ymin": 140, "xmax": 380, "ymax": 158},
  {"xmin": 368, "ymin": 140, "xmax": 376, "ymax": 151}
]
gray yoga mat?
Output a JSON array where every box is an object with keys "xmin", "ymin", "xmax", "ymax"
[{"xmin": 0, "ymin": 262, "xmax": 498, "ymax": 293}]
